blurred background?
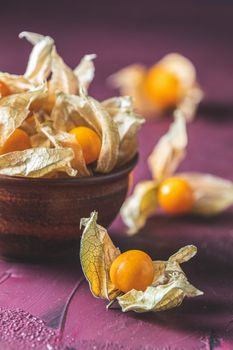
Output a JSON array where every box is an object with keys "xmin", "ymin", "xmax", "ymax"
[{"xmin": 0, "ymin": 0, "xmax": 233, "ymax": 103}]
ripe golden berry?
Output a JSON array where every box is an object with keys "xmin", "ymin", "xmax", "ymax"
[
  {"xmin": 0, "ymin": 81, "xmax": 11, "ymax": 98},
  {"xmin": 144, "ymin": 65, "xmax": 181, "ymax": 109},
  {"xmin": 110, "ymin": 250, "xmax": 154, "ymax": 293},
  {"xmin": 69, "ymin": 126, "xmax": 101, "ymax": 164},
  {"xmin": 158, "ymin": 177, "xmax": 194, "ymax": 215},
  {"xmin": 0, "ymin": 129, "xmax": 31, "ymax": 155}
]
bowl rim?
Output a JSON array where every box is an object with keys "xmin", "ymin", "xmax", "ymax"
[{"xmin": 0, "ymin": 154, "xmax": 138, "ymax": 186}]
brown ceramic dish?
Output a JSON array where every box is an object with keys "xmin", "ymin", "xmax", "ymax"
[{"xmin": 0, "ymin": 154, "xmax": 138, "ymax": 261}]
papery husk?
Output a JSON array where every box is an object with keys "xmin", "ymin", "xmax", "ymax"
[
  {"xmin": 168, "ymin": 244, "xmax": 198, "ymax": 264},
  {"xmin": 148, "ymin": 112, "xmax": 187, "ymax": 181},
  {"xmin": 102, "ymin": 96, "xmax": 144, "ymax": 166},
  {"xmin": 30, "ymin": 133, "xmax": 51, "ymax": 148},
  {"xmin": 117, "ymin": 245, "xmax": 203, "ymax": 312},
  {"xmin": 159, "ymin": 53, "xmax": 203, "ymax": 122},
  {"xmin": 108, "ymin": 64, "xmax": 155, "ymax": 115},
  {"xmin": 102, "ymin": 96, "xmax": 133, "ymax": 116},
  {"xmin": 49, "ymin": 48, "xmax": 79, "ymax": 96},
  {"xmin": 19, "ymin": 32, "xmax": 54, "ymax": 84},
  {"xmin": 0, "ymin": 147, "xmax": 76, "ymax": 177},
  {"xmin": 120, "ymin": 181, "xmax": 158, "ymax": 235},
  {"xmin": 179, "ymin": 172, "xmax": 233, "ymax": 215},
  {"xmin": 40, "ymin": 125, "xmax": 90, "ymax": 177},
  {"xmin": 74, "ymin": 54, "xmax": 96, "ymax": 93},
  {"xmin": 20, "ymin": 113, "xmax": 37, "ymax": 136},
  {"xmin": 30, "ymin": 84, "xmax": 55, "ymax": 114},
  {"xmin": 159, "ymin": 53, "xmax": 196, "ymax": 93},
  {"xmin": 80, "ymin": 211, "xmax": 121, "ymax": 300},
  {"xmin": 50, "ymin": 93, "xmax": 86, "ymax": 132},
  {"xmin": 19, "ymin": 31, "xmax": 47, "ymax": 45},
  {"xmin": 174, "ymin": 84, "xmax": 203, "ymax": 122},
  {"xmin": 109, "ymin": 64, "xmax": 145, "ymax": 97},
  {"xmin": 0, "ymin": 73, "xmax": 34, "ymax": 95},
  {"xmin": 76, "ymin": 91, "xmax": 120, "ymax": 173},
  {"xmin": 0, "ymin": 85, "xmax": 46, "ymax": 147}
]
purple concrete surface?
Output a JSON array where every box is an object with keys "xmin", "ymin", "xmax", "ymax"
[{"xmin": 0, "ymin": 1, "xmax": 233, "ymax": 349}]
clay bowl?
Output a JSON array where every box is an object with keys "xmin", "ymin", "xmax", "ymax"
[{"xmin": 0, "ymin": 155, "xmax": 138, "ymax": 261}]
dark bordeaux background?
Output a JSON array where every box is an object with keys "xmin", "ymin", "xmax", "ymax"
[{"xmin": 0, "ymin": 0, "xmax": 232, "ymax": 104}]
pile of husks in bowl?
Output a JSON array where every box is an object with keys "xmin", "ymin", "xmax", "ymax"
[{"xmin": 0, "ymin": 31, "xmax": 144, "ymax": 179}]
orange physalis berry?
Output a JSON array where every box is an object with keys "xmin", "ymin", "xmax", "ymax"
[
  {"xmin": 69, "ymin": 126, "xmax": 101, "ymax": 165},
  {"xmin": 26, "ymin": 115, "xmax": 36, "ymax": 127},
  {"xmin": 158, "ymin": 177, "xmax": 194, "ymax": 215},
  {"xmin": 0, "ymin": 129, "xmax": 31, "ymax": 155},
  {"xmin": 0, "ymin": 81, "xmax": 11, "ymax": 98},
  {"xmin": 110, "ymin": 250, "xmax": 154, "ymax": 293},
  {"xmin": 143, "ymin": 65, "xmax": 181, "ymax": 109}
]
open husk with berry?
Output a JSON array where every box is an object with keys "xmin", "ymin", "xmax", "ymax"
[
  {"xmin": 0, "ymin": 32, "xmax": 144, "ymax": 178},
  {"xmin": 120, "ymin": 113, "xmax": 233, "ymax": 234},
  {"xmin": 109, "ymin": 53, "xmax": 203, "ymax": 121},
  {"xmin": 80, "ymin": 211, "xmax": 203, "ymax": 313}
]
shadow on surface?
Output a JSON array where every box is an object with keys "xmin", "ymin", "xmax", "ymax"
[{"xmin": 199, "ymin": 102, "xmax": 233, "ymax": 122}]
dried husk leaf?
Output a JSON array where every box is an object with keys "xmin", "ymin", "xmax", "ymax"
[
  {"xmin": 20, "ymin": 113, "xmax": 37, "ymax": 136},
  {"xmin": 30, "ymin": 81, "xmax": 56, "ymax": 115},
  {"xmin": 152, "ymin": 261, "xmax": 167, "ymax": 286},
  {"xmin": 19, "ymin": 31, "xmax": 46, "ymax": 45},
  {"xmin": 117, "ymin": 245, "xmax": 203, "ymax": 312},
  {"xmin": 120, "ymin": 180, "xmax": 158, "ymax": 235},
  {"xmin": 179, "ymin": 172, "xmax": 233, "ymax": 215},
  {"xmin": 117, "ymin": 275, "xmax": 201, "ymax": 312},
  {"xmin": 40, "ymin": 125, "xmax": 90, "ymax": 177},
  {"xmin": 50, "ymin": 93, "xmax": 88, "ymax": 132},
  {"xmin": 159, "ymin": 53, "xmax": 196, "ymax": 92},
  {"xmin": 80, "ymin": 211, "xmax": 121, "ymax": 300},
  {"xmin": 30, "ymin": 133, "xmax": 51, "ymax": 148},
  {"xmin": 0, "ymin": 147, "xmax": 76, "ymax": 178},
  {"xmin": 0, "ymin": 85, "xmax": 46, "ymax": 147},
  {"xmin": 77, "ymin": 91, "xmax": 120, "ymax": 173},
  {"xmin": 74, "ymin": 54, "xmax": 96, "ymax": 93},
  {"xmin": 109, "ymin": 64, "xmax": 145, "ymax": 97},
  {"xmin": 174, "ymin": 84, "xmax": 203, "ymax": 122},
  {"xmin": 30, "ymin": 85, "xmax": 55, "ymax": 114},
  {"xmin": 109, "ymin": 64, "xmax": 155, "ymax": 115},
  {"xmin": 0, "ymin": 73, "xmax": 34, "ymax": 95},
  {"xmin": 102, "ymin": 96, "xmax": 133, "ymax": 116},
  {"xmin": 19, "ymin": 32, "xmax": 54, "ymax": 84},
  {"xmin": 168, "ymin": 244, "xmax": 197, "ymax": 264},
  {"xmin": 102, "ymin": 96, "xmax": 144, "ymax": 166},
  {"xmin": 148, "ymin": 112, "xmax": 187, "ymax": 181},
  {"xmin": 49, "ymin": 48, "xmax": 79, "ymax": 96}
]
